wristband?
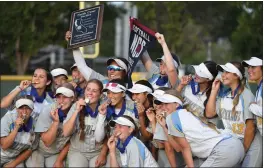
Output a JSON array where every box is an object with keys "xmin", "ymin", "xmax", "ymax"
[{"xmin": 18, "ymin": 86, "xmax": 23, "ymax": 91}]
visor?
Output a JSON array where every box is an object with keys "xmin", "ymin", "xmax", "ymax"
[
  {"xmin": 217, "ymin": 63, "xmax": 243, "ymax": 79},
  {"xmin": 16, "ymin": 99, "xmax": 34, "ymax": 110},
  {"xmin": 102, "ymin": 82, "xmax": 126, "ymax": 93},
  {"xmin": 192, "ymin": 63, "xmax": 214, "ymax": 80},
  {"xmin": 70, "ymin": 63, "xmax": 77, "ymax": 71},
  {"xmin": 148, "ymin": 89, "xmax": 165, "ymax": 99},
  {"xmin": 107, "ymin": 58, "xmax": 128, "ymax": 72},
  {"xmin": 55, "ymin": 87, "xmax": 75, "ymax": 97},
  {"xmin": 242, "ymin": 57, "xmax": 263, "ymax": 67},
  {"xmin": 154, "ymin": 93, "xmax": 183, "ymax": 106},
  {"xmin": 156, "ymin": 55, "xmax": 180, "ymax": 68},
  {"xmin": 128, "ymin": 84, "xmax": 153, "ymax": 94},
  {"xmin": 109, "ymin": 117, "xmax": 135, "ymax": 129},
  {"xmin": 51, "ymin": 68, "xmax": 68, "ymax": 78}
]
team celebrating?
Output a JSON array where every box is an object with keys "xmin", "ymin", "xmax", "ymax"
[{"xmin": 0, "ymin": 31, "xmax": 262, "ymax": 167}]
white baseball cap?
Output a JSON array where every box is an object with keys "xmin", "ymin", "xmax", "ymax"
[
  {"xmin": 107, "ymin": 58, "xmax": 128, "ymax": 72},
  {"xmin": 192, "ymin": 63, "xmax": 214, "ymax": 80},
  {"xmin": 154, "ymin": 90, "xmax": 183, "ymax": 106},
  {"xmin": 55, "ymin": 87, "xmax": 75, "ymax": 97},
  {"xmin": 217, "ymin": 63, "xmax": 243, "ymax": 80},
  {"xmin": 242, "ymin": 57, "xmax": 263, "ymax": 67},
  {"xmin": 16, "ymin": 99, "xmax": 34, "ymax": 110},
  {"xmin": 127, "ymin": 84, "xmax": 153, "ymax": 94},
  {"xmin": 51, "ymin": 68, "xmax": 68, "ymax": 78},
  {"xmin": 109, "ymin": 116, "xmax": 135, "ymax": 129},
  {"xmin": 102, "ymin": 82, "xmax": 126, "ymax": 93},
  {"xmin": 156, "ymin": 54, "xmax": 181, "ymax": 68}
]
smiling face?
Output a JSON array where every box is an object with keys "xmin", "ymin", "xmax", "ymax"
[
  {"xmin": 107, "ymin": 61, "xmax": 126, "ymax": 81},
  {"xmin": 84, "ymin": 82, "xmax": 101, "ymax": 104},
  {"xmin": 32, "ymin": 68, "xmax": 51, "ymax": 89},
  {"xmin": 194, "ymin": 74, "xmax": 210, "ymax": 84},
  {"xmin": 160, "ymin": 102, "xmax": 178, "ymax": 115},
  {"xmin": 55, "ymin": 94, "xmax": 74, "ymax": 110},
  {"xmin": 71, "ymin": 67, "xmax": 85, "ymax": 84},
  {"xmin": 107, "ymin": 90, "xmax": 124, "ymax": 106},
  {"xmin": 132, "ymin": 92, "xmax": 148, "ymax": 104},
  {"xmin": 114, "ymin": 124, "xmax": 133, "ymax": 141},
  {"xmin": 53, "ymin": 75, "xmax": 68, "ymax": 89},
  {"xmin": 247, "ymin": 66, "xmax": 262, "ymax": 82},
  {"xmin": 17, "ymin": 105, "xmax": 33, "ymax": 120},
  {"xmin": 159, "ymin": 60, "xmax": 168, "ymax": 76},
  {"xmin": 221, "ymin": 71, "xmax": 240, "ymax": 87}
]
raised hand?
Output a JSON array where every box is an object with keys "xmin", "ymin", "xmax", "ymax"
[
  {"xmin": 156, "ymin": 113, "xmax": 166, "ymax": 127},
  {"xmin": 75, "ymin": 98, "xmax": 85, "ymax": 113},
  {"xmin": 212, "ymin": 79, "xmax": 221, "ymax": 91},
  {"xmin": 155, "ymin": 32, "xmax": 166, "ymax": 46},
  {"xmin": 65, "ymin": 31, "xmax": 72, "ymax": 42},
  {"xmin": 136, "ymin": 102, "xmax": 145, "ymax": 116},
  {"xmin": 180, "ymin": 75, "xmax": 192, "ymax": 86},
  {"xmin": 107, "ymin": 135, "xmax": 117, "ymax": 153},
  {"xmin": 50, "ymin": 109, "xmax": 59, "ymax": 123},
  {"xmin": 14, "ymin": 117, "xmax": 24, "ymax": 130},
  {"xmin": 146, "ymin": 107, "xmax": 156, "ymax": 123},
  {"xmin": 98, "ymin": 100, "xmax": 110, "ymax": 116},
  {"xmin": 19, "ymin": 80, "xmax": 31, "ymax": 91}
]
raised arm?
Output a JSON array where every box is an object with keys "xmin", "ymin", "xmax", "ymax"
[
  {"xmin": 0, "ymin": 117, "xmax": 23, "ymax": 150},
  {"xmin": 1, "ymin": 80, "xmax": 31, "ymax": 108},
  {"xmin": 65, "ymin": 31, "xmax": 105, "ymax": 82},
  {"xmin": 140, "ymin": 50, "xmax": 154, "ymax": 72},
  {"xmin": 156, "ymin": 33, "xmax": 178, "ymax": 87},
  {"xmin": 205, "ymin": 79, "xmax": 220, "ymax": 118}
]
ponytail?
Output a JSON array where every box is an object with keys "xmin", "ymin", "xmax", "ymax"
[
  {"xmin": 232, "ymin": 78, "xmax": 246, "ymax": 116},
  {"xmin": 79, "ymin": 109, "xmax": 85, "ymax": 141}
]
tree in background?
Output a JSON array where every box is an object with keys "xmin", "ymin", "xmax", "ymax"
[{"xmin": 0, "ymin": 2, "xmax": 78, "ymax": 75}]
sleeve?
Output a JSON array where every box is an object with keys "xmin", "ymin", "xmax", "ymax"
[
  {"xmin": 0, "ymin": 114, "xmax": 11, "ymax": 137},
  {"xmin": 166, "ymin": 113, "xmax": 185, "ymax": 138},
  {"xmin": 146, "ymin": 63, "xmax": 160, "ymax": 80},
  {"xmin": 94, "ymin": 113, "xmax": 106, "ymax": 143},
  {"xmin": 127, "ymin": 145, "xmax": 141, "ymax": 167},
  {"xmin": 34, "ymin": 106, "xmax": 52, "ymax": 133},
  {"xmin": 144, "ymin": 147, "xmax": 159, "ymax": 167},
  {"xmin": 153, "ymin": 123, "xmax": 168, "ymax": 141},
  {"xmin": 242, "ymin": 90, "xmax": 255, "ymax": 121},
  {"xmin": 73, "ymin": 49, "xmax": 106, "ymax": 81},
  {"xmin": 249, "ymin": 104, "xmax": 262, "ymax": 117},
  {"xmin": 215, "ymin": 97, "xmax": 221, "ymax": 117},
  {"xmin": 63, "ymin": 103, "xmax": 77, "ymax": 124}
]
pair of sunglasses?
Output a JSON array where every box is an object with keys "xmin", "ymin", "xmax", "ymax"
[{"xmin": 107, "ymin": 65, "xmax": 123, "ymax": 71}]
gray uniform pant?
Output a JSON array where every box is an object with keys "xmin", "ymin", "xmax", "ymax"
[
  {"xmin": 67, "ymin": 150, "xmax": 110, "ymax": 167},
  {"xmin": 241, "ymin": 131, "xmax": 263, "ymax": 167},
  {"xmin": 25, "ymin": 150, "xmax": 65, "ymax": 167},
  {"xmin": 157, "ymin": 149, "xmax": 186, "ymax": 167},
  {"xmin": 200, "ymin": 136, "xmax": 245, "ymax": 167}
]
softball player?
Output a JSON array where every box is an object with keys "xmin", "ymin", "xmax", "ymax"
[
  {"xmin": 177, "ymin": 61, "xmax": 218, "ymax": 125},
  {"xmin": 26, "ymin": 83, "xmax": 75, "ymax": 167},
  {"xmin": 65, "ymin": 31, "xmax": 129, "ymax": 86},
  {"xmin": 242, "ymin": 57, "xmax": 263, "ymax": 136},
  {"xmin": 141, "ymin": 33, "xmax": 181, "ymax": 89},
  {"xmin": 1, "ymin": 68, "xmax": 54, "ymax": 121},
  {"xmin": 146, "ymin": 87, "xmax": 185, "ymax": 167},
  {"xmin": 63, "ymin": 79, "xmax": 109, "ymax": 167},
  {"xmin": 50, "ymin": 68, "xmax": 68, "ymax": 91},
  {"xmin": 205, "ymin": 61, "xmax": 262, "ymax": 167},
  {"xmin": 107, "ymin": 115, "xmax": 159, "ymax": 167},
  {"xmin": 1, "ymin": 96, "xmax": 39, "ymax": 167},
  {"xmin": 156, "ymin": 89, "xmax": 245, "ymax": 167}
]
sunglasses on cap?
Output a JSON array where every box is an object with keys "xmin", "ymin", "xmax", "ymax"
[{"xmin": 107, "ymin": 65, "xmax": 124, "ymax": 71}]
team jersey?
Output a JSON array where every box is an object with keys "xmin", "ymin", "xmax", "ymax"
[
  {"xmin": 1, "ymin": 110, "xmax": 39, "ymax": 165},
  {"xmin": 182, "ymin": 85, "xmax": 218, "ymax": 125},
  {"xmin": 166, "ymin": 109, "xmax": 231, "ymax": 158},
  {"xmin": 63, "ymin": 103, "xmax": 106, "ymax": 153},
  {"xmin": 34, "ymin": 104, "xmax": 70, "ymax": 155},
  {"xmin": 249, "ymin": 81, "xmax": 263, "ymax": 136},
  {"xmin": 119, "ymin": 136, "xmax": 159, "ymax": 167},
  {"xmin": 216, "ymin": 88, "xmax": 254, "ymax": 139},
  {"xmin": 8, "ymin": 86, "xmax": 54, "ymax": 121}
]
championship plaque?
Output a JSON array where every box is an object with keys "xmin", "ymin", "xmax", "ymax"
[{"xmin": 68, "ymin": 4, "xmax": 104, "ymax": 49}]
